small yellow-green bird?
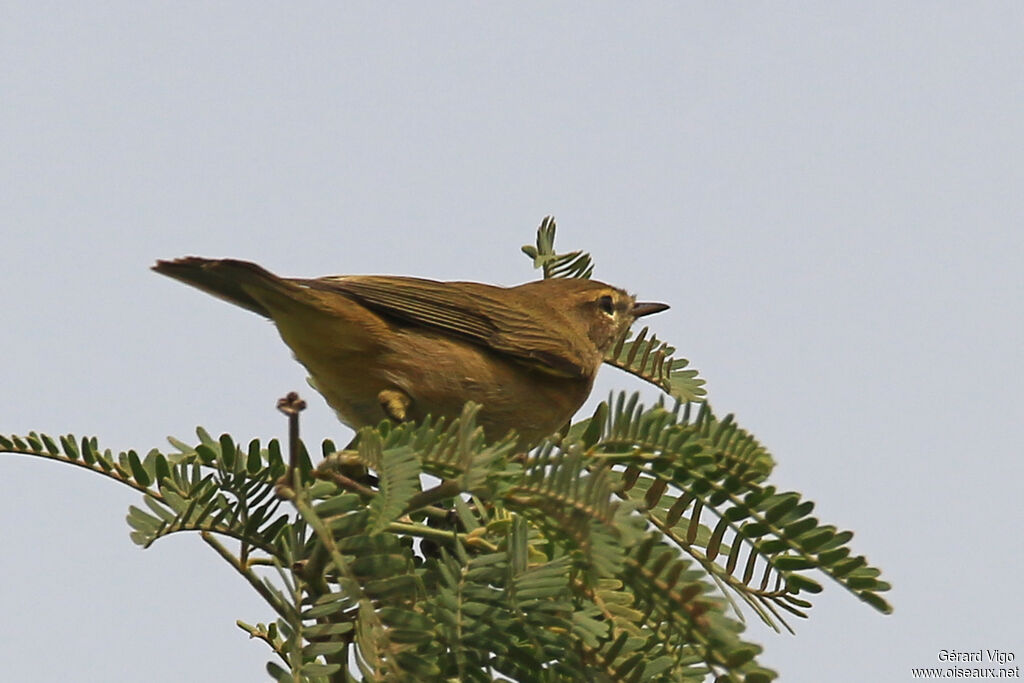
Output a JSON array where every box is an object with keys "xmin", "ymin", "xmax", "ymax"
[{"xmin": 153, "ymin": 258, "xmax": 668, "ymax": 445}]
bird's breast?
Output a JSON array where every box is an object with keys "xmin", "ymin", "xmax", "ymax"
[{"xmin": 295, "ymin": 326, "xmax": 596, "ymax": 444}]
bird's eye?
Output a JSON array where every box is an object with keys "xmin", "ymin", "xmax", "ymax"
[{"xmin": 597, "ymin": 295, "xmax": 615, "ymax": 316}]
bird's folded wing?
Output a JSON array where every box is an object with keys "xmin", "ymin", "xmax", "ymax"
[{"xmin": 303, "ymin": 276, "xmax": 588, "ymax": 378}]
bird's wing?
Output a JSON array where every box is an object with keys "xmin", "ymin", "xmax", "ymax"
[{"xmin": 303, "ymin": 275, "xmax": 590, "ymax": 377}]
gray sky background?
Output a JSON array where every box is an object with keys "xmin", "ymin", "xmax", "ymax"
[{"xmin": 3, "ymin": 4, "xmax": 1022, "ymax": 682}]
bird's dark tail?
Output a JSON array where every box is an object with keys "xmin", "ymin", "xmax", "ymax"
[{"xmin": 152, "ymin": 257, "xmax": 297, "ymax": 318}]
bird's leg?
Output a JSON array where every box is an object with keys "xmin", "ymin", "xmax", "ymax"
[{"xmin": 378, "ymin": 388, "xmax": 412, "ymax": 422}]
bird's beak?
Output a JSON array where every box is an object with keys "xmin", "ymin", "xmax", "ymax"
[{"xmin": 632, "ymin": 301, "xmax": 670, "ymax": 318}]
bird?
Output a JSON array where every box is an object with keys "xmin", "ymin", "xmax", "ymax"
[{"xmin": 152, "ymin": 257, "xmax": 668, "ymax": 445}]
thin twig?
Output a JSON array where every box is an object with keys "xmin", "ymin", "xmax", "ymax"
[
  {"xmin": 276, "ymin": 392, "xmax": 306, "ymax": 493},
  {"xmin": 201, "ymin": 532, "xmax": 293, "ymax": 621},
  {"xmin": 402, "ymin": 479, "xmax": 461, "ymax": 515},
  {"xmin": 314, "ymin": 469, "xmax": 377, "ymax": 500}
]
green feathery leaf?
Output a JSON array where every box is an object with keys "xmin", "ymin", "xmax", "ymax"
[{"xmin": 521, "ymin": 215, "xmax": 595, "ymax": 279}]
